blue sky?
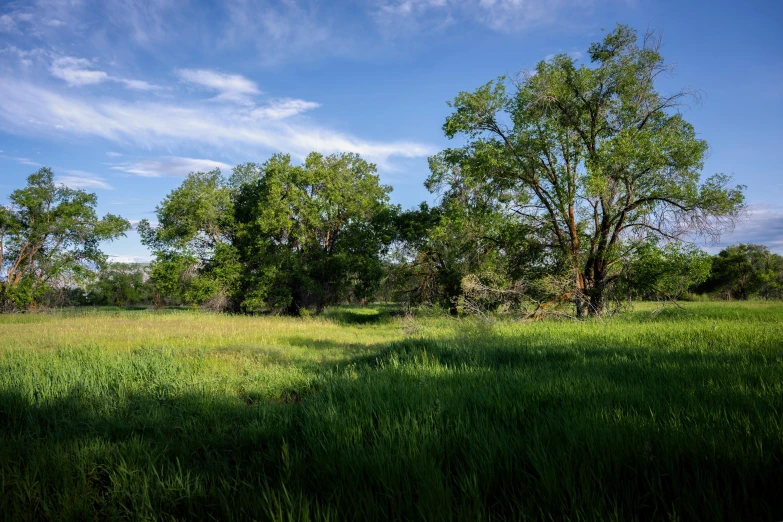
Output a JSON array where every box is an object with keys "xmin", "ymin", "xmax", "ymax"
[{"xmin": 1, "ymin": 0, "xmax": 781, "ymax": 260}]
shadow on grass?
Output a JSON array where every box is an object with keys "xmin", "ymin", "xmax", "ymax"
[
  {"xmin": 283, "ymin": 336, "xmax": 376, "ymax": 355},
  {"xmin": 320, "ymin": 304, "xmax": 402, "ymax": 326},
  {"xmin": 1, "ymin": 330, "xmax": 782, "ymax": 521}
]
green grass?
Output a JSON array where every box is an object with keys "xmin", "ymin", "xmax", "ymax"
[{"xmin": 0, "ymin": 302, "xmax": 781, "ymax": 521}]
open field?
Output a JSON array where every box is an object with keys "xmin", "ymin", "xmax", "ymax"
[{"xmin": 1, "ymin": 302, "xmax": 782, "ymax": 521}]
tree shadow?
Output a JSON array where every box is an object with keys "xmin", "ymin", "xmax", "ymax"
[
  {"xmin": 283, "ymin": 336, "xmax": 371, "ymax": 353},
  {"xmin": 320, "ymin": 305, "xmax": 402, "ymax": 326}
]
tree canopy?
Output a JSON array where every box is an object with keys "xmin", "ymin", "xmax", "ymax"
[
  {"xmin": 0, "ymin": 168, "xmax": 130, "ymax": 310},
  {"xmin": 700, "ymin": 244, "xmax": 783, "ymax": 300},
  {"xmin": 139, "ymin": 152, "xmax": 395, "ymax": 314},
  {"xmin": 433, "ymin": 25, "xmax": 745, "ymax": 315}
]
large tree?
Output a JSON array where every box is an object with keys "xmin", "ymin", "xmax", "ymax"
[
  {"xmin": 435, "ymin": 25, "xmax": 745, "ymax": 316},
  {"xmin": 234, "ymin": 153, "xmax": 395, "ymax": 314},
  {"xmin": 140, "ymin": 152, "xmax": 395, "ymax": 314},
  {"xmin": 0, "ymin": 168, "xmax": 130, "ymax": 310}
]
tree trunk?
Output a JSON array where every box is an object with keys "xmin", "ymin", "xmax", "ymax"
[
  {"xmin": 589, "ymin": 288, "xmax": 605, "ymax": 316},
  {"xmin": 575, "ymin": 270, "xmax": 607, "ymax": 317},
  {"xmin": 575, "ymin": 271, "xmax": 589, "ymax": 318}
]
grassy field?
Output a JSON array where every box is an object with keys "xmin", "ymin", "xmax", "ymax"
[{"xmin": 0, "ymin": 302, "xmax": 781, "ymax": 521}]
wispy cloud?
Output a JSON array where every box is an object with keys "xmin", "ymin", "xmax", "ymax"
[
  {"xmin": 474, "ymin": 0, "xmax": 593, "ymax": 32},
  {"xmin": 0, "ymin": 79, "xmax": 434, "ymax": 167},
  {"xmin": 49, "ymin": 55, "xmax": 161, "ymax": 91},
  {"xmin": 116, "ymin": 78, "xmax": 161, "ymax": 92},
  {"xmin": 249, "ymin": 98, "xmax": 320, "ymax": 120},
  {"xmin": 221, "ymin": 0, "xmax": 339, "ymax": 65},
  {"xmin": 50, "ymin": 56, "xmax": 109, "ymax": 86},
  {"xmin": 111, "ymin": 157, "xmax": 232, "ymax": 178},
  {"xmin": 0, "ymin": 154, "xmax": 42, "ymax": 167},
  {"xmin": 374, "ymin": 0, "xmax": 599, "ymax": 34},
  {"xmin": 0, "ymin": 3, "xmax": 80, "ymax": 38},
  {"xmin": 176, "ymin": 68, "xmax": 261, "ymax": 104},
  {"xmin": 56, "ymin": 170, "xmax": 113, "ymax": 190},
  {"xmin": 0, "ymin": 13, "xmax": 17, "ymax": 33}
]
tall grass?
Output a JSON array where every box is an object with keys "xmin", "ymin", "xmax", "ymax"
[{"xmin": 1, "ymin": 302, "xmax": 781, "ymax": 520}]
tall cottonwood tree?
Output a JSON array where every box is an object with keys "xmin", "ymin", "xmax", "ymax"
[
  {"xmin": 0, "ymin": 168, "xmax": 129, "ymax": 310},
  {"xmin": 140, "ymin": 152, "xmax": 395, "ymax": 314},
  {"xmin": 436, "ymin": 25, "xmax": 745, "ymax": 316},
  {"xmin": 234, "ymin": 153, "xmax": 395, "ymax": 313}
]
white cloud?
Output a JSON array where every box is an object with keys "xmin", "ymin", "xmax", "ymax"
[
  {"xmin": 49, "ymin": 55, "xmax": 161, "ymax": 91},
  {"xmin": 0, "ymin": 14, "xmax": 16, "ymax": 32},
  {"xmin": 221, "ymin": 0, "xmax": 337, "ymax": 65},
  {"xmin": 176, "ymin": 68, "xmax": 261, "ymax": 104},
  {"xmin": 378, "ymin": 0, "xmax": 448, "ymax": 16},
  {"xmin": 0, "ymin": 79, "xmax": 433, "ymax": 167},
  {"xmin": 50, "ymin": 56, "xmax": 109, "ymax": 86},
  {"xmin": 56, "ymin": 170, "xmax": 113, "ymax": 190},
  {"xmin": 0, "ymin": 4, "xmax": 72, "ymax": 36},
  {"xmin": 250, "ymin": 98, "xmax": 320, "ymax": 120},
  {"xmin": 117, "ymin": 78, "xmax": 161, "ymax": 91},
  {"xmin": 374, "ymin": 0, "xmax": 598, "ymax": 33},
  {"xmin": 0, "ymin": 154, "xmax": 42, "ymax": 167},
  {"xmin": 112, "ymin": 157, "xmax": 232, "ymax": 178}
]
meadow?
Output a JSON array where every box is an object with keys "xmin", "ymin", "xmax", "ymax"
[{"xmin": 0, "ymin": 302, "xmax": 781, "ymax": 521}]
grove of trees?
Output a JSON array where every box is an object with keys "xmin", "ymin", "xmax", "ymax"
[{"xmin": 2, "ymin": 25, "xmax": 777, "ymax": 316}]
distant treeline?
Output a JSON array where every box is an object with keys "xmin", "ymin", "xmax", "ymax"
[
  {"xmin": 3, "ymin": 25, "xmax": 768, "ymax": 316},
  {"xmin": 38, "ymin": 243, "xmax": 783, "ymax": 311}
]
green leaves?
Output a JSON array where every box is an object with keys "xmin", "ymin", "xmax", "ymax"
[
  {"xmin": 443, "ymin": 79, "xmax": 507, "ymax": 139},
  {"xmin": 143, "ymin": 153, "xmax": 395, "ymax": 314},
  {"xmin": 234, "ymin": 152, "xmax": 393, "ymax": 313},
  {"xmin": 433, "ymin": 24, "xmax": 746, "ymax": 315},
  {"xmin": 624, "ymin": 240, "xmax": 713, "ymax": 300},
  {"xmin": 0, "ymin": 168, "xmax": 130, "ymax": 311},
  {"xmin": 701, "ymin": 244, "xmax": 783, "ymax": 299}
]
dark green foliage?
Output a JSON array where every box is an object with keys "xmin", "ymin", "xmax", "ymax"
[
  {"xmin": 0, "ymin": 168, "xmax": 130, "ymax": 311},
  {"xmin": 140, "ymin": 153, "xmax": 395, "ymax": 314},
  {"xmin": 234, "ymin": 153, "xmax": 395, "ymax": 313},
  {"xmin": 138, "ymin": 170, "xmax": 240, "ymax": 309},
  {"xmin": 387, "ymin": 151, "xmax": 535, "ymax": 314},
  {"xmin": 700, "ymin": 243, "xmax": 783, "ymax": 299},
  {"xmin": 621, "ymin": 240, "xmax": 713, "ymax": 301},
  {"xmin": 87, "ymin": 263, "xmax": 152, "ymax": 306}
]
